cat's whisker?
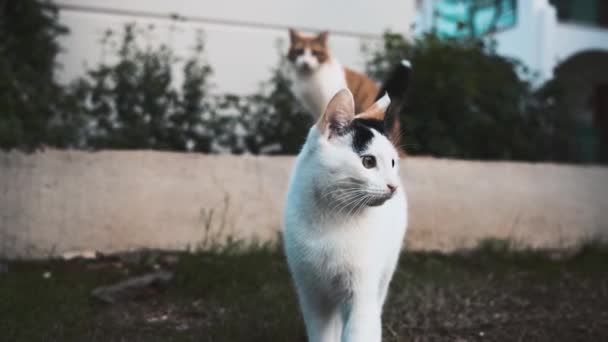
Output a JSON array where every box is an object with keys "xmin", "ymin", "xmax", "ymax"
[
  {"xmin": 333, "ymin": 191, "xmax": 364, "ymax": 202},
  {"xmin": 323, "ymin": 179, "xmax": 362, "ymax": 189},
  {"xmin": 345, "ymin": 194, "xmax": 370, "ymax": 218},
  {"xmin": 358, "ymin": 193, "xmax": 375, "ymax": 213},
  {"xmin": 390, "ymin": 130, "xmax": 406, "ymax": 146},
  {"xmin": 353, "ymin": 195, "xmax": 370, "ymax": 215},
  {"xmin": 321, "ymin": 184, "xmax": 362, "ymax": 197},
  {"xmin": 325, "ymin": 183, "xmax": 362, "ymax": 192},
  {"xmin": 321, "ymin": 182, "xmax": 366, "ymax": 199},
  {"xmin": 366, "ymin": 189, "xmax": 389, "ymax": 196},
  {"xmin": 328, "ymin": 189, "xmax": 363, "ymax": 208},
  {"xmin": 338, "ymin": 198, "xmax": 364, "ymax": 217},
  {"xmin": 334, "ymin": 190, "xmax": 365, "ymax": 208},
  {"xmin": 331, "ymin": 188, "xmax": 389, "ymax": 214},
  {"xmin": 321, "ymin": 187, "xmax": 353, "ymax": 200},
  {"xmin": 345, "ymin": 191, "xmax": 372, "ymax": 215},
  {"xmin": 331, "ymin": 180, "xmax": 365, "ymax": 187},
  {"xmin": 323, "ymin": 187, "xmax": 363, "ymax": 201},
  {"xmin": 334, "ymin": 192, "xmax": 367, "ymax": 216}
]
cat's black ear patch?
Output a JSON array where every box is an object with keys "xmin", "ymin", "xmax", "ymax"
[
  {"xmin": 355, "ymin": 118, "xmax": 385, "ymax": 135},
  {"xmin": 351, "ymin": 119, "xmax": 386, "ymax": 153}
]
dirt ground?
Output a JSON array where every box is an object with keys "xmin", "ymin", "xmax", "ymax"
[{"xmin": 1, "ymin": 242, "xmax": 607, "ymax": 341}]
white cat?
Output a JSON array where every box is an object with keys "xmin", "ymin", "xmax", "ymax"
[{"xmin": 283, "ymin": 89, "xmax": 408, "ymax": 342}]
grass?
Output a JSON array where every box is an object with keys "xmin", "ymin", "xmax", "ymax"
[{"xmin": 1, "ymin": 241, "xmax": 607, "ymax": 341}]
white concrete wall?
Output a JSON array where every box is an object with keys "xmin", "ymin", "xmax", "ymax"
[
  {"xmin": 1, "ymin": 150, "xmax": 607, "ymax": 259},
  {"xmin": 553, "ymin": 22, "xmax": 608, "ymax": 64},
  {"xmin": 54, "ymin": 0, "xmax": 415, "ymax": 94}
]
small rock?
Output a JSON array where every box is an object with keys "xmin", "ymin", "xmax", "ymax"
[
  {"xmin": 146, "ymin": 314, "xmax": 169, "ymax": 323},
  {"xmin": 176, "ymin": 323, "xmax": 189, "ymax": 331},
  {"xmin": 43, "ymin": 271, "xmax": 52, "ymax": 279},
  {"xmin": 91, "ymin": 270, "xmax": 174, "ymax": 304},
  {"xmin": 160, "ymin": 254, "xmax": 180, "ymax": 266},
  {"xmin": 62, "ymin": 250, "xmax": 100, "ymax": 260}
]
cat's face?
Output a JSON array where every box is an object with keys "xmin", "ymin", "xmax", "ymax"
[
  {"xmin": 287, "ymin": 29, "xmax": 330, "ymax": 74},
  {"xmin": 311, "ymin": 89, "xmax": 401, "ymax": 212}
]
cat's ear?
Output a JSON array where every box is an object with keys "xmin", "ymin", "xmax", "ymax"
[
  {"xmin": 288, "ymin": 28, "xmax": 299, "ymax": 44},
  {"xmin": 317, "ymin": 31, "xmax": 329, "ymax": 45},
  {"xmin": 317, "ymin": 88, "xmax": 355, "ymax": 137},
  {"xmin": 355, "ymin": 93, "xmax": 391, "ymax": 122}
]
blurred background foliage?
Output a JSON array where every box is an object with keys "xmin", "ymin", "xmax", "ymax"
[
  {"xmin": 0, "ymin": 0, "xmax": 83, "ymax": 150},
  {"xmin": 0, "ymin": 0, "xmax": 590, "ymax": 163},
  {"xmin": 364, "ymin": 32, "xmax": 579, "ymax": 162}
]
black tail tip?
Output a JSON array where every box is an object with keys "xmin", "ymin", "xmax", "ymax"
[{"xmin": 374, "ymin": 59, "xmax": 412, "ymax": 102}]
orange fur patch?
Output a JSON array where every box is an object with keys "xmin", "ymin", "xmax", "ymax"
[{"xmin": 344, "ymin": 67, "xmax": 379, "ymax": 113}]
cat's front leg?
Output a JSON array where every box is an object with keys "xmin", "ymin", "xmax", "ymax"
[
  {"xmin": 341, "ymin": 294, "xmax": 381, "ymax": 342},
  {"xmin": 298, "ymin": 289, "xmax": 342, "ymax": 342}
]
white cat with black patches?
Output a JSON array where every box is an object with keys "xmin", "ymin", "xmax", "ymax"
[{"xmin": 284, "ymin": 89, "xmax": 408, "ymax": 342}]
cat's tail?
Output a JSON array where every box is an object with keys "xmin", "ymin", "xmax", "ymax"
[
  {"xmin": 376, "ymin": 59, "xmax": 411, "ymax": 155},
  {"xmin": 376, "ymin": 59, "xmax": 411, "ymax": 103}
]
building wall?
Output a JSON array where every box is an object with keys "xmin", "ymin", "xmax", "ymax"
[
  {"xmin": 54, "ymin": 0, "xmax": 415, "ymax": 94},
  {"xmin": 1, "ymin": 150, "xmax": 607, "ymax": 259},
  {"xmin": 496, "ymin": 0, "xmax": 608, "ymax": 81},
  {"xmin": 415, "ymin": 0, "xmax": 608, "ymax": 82},
  {"xmin": 553, "ymin": 22, "xmax": 608, "ymax": 64}
]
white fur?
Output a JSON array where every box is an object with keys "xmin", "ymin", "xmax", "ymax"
[
  {"xmin": 375, "ymin": 93, "xmax": 391, "ymax": 110},
  {"xmin": 290, "ymin": 56, "xmax": 347, "ymax": 118},
  {"xmin": 283, "ymin": 115, "xmax": 408, "ymax": 342}
]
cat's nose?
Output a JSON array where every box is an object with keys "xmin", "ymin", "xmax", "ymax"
[{"xmin": 387, "ymin": 184, "xmax": 397, "ymax": 193}]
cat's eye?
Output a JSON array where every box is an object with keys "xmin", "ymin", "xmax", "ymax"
[
  {"xmin": 312, "ymin": 49, "xmax": 322, "ymax": 56},
  {"xmin": 361, "ymin": 155, "xmax": 376, "ymax": 169},
  {"xmin": 293, "ymin": 48, "xmax": 304, "ymax": 55},
  {"xmin": 392, "ymin": 159, "xmax": 395, "ymax": 168}
]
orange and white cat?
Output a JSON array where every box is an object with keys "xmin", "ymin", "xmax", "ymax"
[
  {"xmin": 287, "ymin": 29, "xmax": 378, "ymax": 117},
  {"xmin": 287, "ymin": 29, "xmax": 408, "ymax": 153}
]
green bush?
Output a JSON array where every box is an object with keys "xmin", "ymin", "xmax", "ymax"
[
  {"xmin": 0, "ymin": 1, "xmax": 309, "ymax": 155},
  {"xmin": 73, "ymin": 25, "xmax": 310, "ymax": 154},
  {"xmin": 0, "ymin": 3, "xmax": 586, "ymax": 162},
  {"xmin": 73, "ymin": 24, "xmax": 214, "ymax": 152},
  {"xmin": 216, "ymin": 51, "xmax": 311, "ymax": 154},
  {"xmin": 524, "ymin": 78, "xmax": 581, "ymax": 163},
  {"xmin": 364, "ymin": 32, "xmax": 583, "ymax": 162},
  {"xmin": 0, "ymin": 0, "xmax": 83, "ymax": 150}
]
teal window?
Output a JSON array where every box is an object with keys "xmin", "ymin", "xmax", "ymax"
[{"xmin": 434, "ymin": 0, "xmax": 517, "ymax": 38}]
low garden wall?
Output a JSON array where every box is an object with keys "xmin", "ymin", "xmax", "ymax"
[{"xmin": 1, "ymin": 150, "xmax": 606, "ymax": 258}]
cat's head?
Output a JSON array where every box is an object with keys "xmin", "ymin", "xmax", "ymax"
[
  {"xmin": 287, "ymin": 28, "xmax": 330, "ymax": 74},
  {"xmin": 307, "ymin": 89, "xmax": 401, "ymax": 212}
]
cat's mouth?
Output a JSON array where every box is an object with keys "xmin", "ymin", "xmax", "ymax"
[
  {"xmin": 365, "ymin": 190, "xmax": 394, "ymax": 207},
  {"xmin": 321, "ymin": 182, "xmax": 394, "ymax": 215},
  {"xmin": 296, "ymin": 63, "xmax": 315, "ymax": 74}
]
